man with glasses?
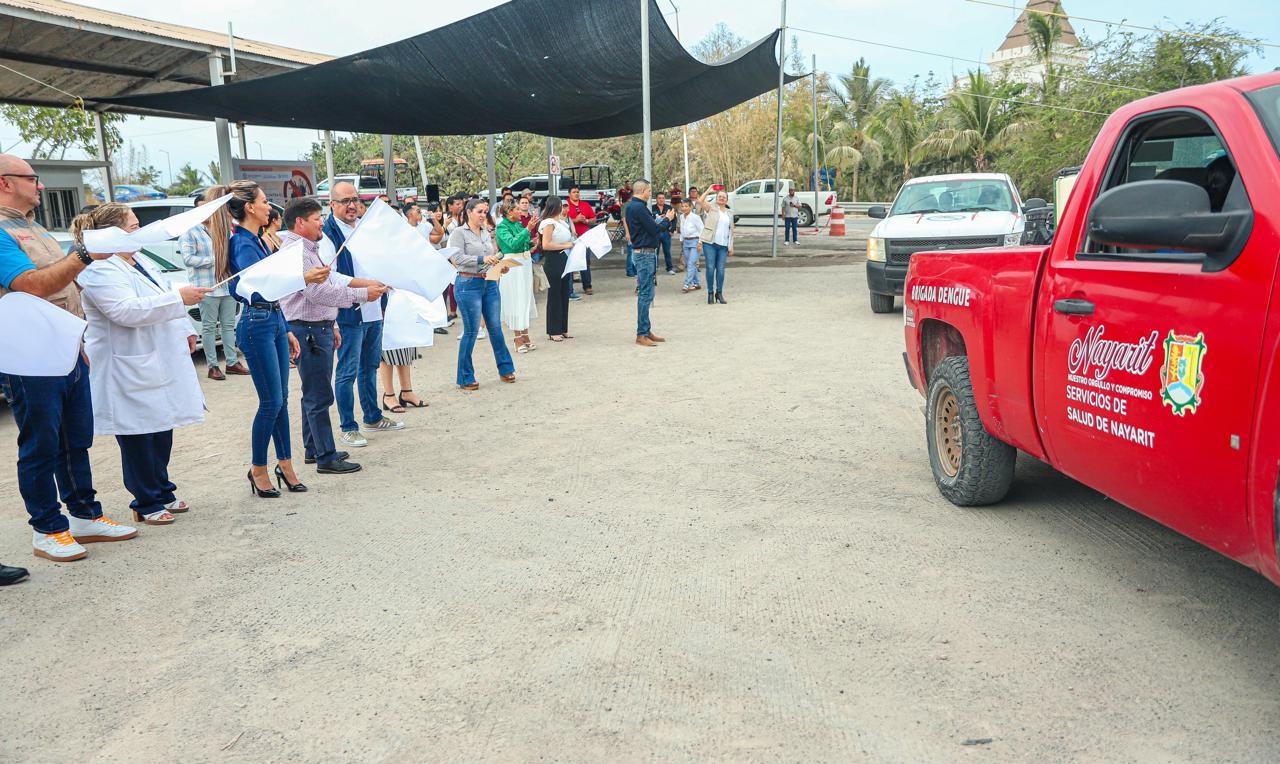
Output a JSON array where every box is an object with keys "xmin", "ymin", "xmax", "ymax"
[
  {"xmin": 0, "ymin": 154, "xmax": 138, "ymax": 569},
  {"xmin": 323, "ymin": 181, "xmax": 404, "ymax": 450}
]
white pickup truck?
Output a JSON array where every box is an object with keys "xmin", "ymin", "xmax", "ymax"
[
  {"xmin": 864, "ymin": 172, "xmax": 1028, "ymax": 313},
  {"xmin": 724, "ymin": 178, "xmax": 836, "ymax": 227}
]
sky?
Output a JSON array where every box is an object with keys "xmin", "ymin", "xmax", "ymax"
[{"xmin": 4, "ymin": 0, "xmax": 1276, "ymax": 185}]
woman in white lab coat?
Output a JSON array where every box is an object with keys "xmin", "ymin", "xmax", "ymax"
[{"xmin": 74, "ymin": 204, "xmax": 211, "ymax": 526}]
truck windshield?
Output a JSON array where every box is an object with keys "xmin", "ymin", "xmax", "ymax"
[
  {"xmin": 1245, "ymin": 84, "xmax": 1280, "ymax": 160},
  {"xmin": 889, "ymin": 180, "xmax": 1016, "ymax": 216}
]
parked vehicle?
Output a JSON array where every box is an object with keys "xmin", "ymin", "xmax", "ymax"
[
  {"xmin": 901, "ymin": 70, "xmax": 1280, "ymax": 587},
  {"xmin": 865, "ymin": 173, "xmax": 1026, "ymax": 314},
  {"xmin": 724, "ymin": 178, "xmax": 835, "ymax": 227},
  {"xmin": 113, "ymin": 184, "xmax": 167, "ymax": 202},
  {"xmin": 317, "ymin": 168, "xmax": 417, "ymax": 203}
]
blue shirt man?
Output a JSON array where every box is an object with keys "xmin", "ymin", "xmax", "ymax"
[{"xmin": 625, "ymin": 180, "xmax": 675, "ymax": 347}]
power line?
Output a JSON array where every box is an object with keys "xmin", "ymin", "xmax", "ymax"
[
  {"xmin": 964, "ymin": 0, "xmax": 1277, "ymax": 50},
  {"xmin": 791, "ymin": 25, "xmax": 1159, "ymax": 96},
  {"xmin": 818, "ymin": 67, "xmax": 1110, "ymax": 117}
]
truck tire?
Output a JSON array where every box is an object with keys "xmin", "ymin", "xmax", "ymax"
[
  {"xmin": 799, "ymin": 205, "xmax": 815, "ymax": 227},
  {"xmin": 869, "ymin": 292, "xmax": 895, "ymax": 313},
  {"xmin": 925, "ymin": 356, "xmax": 1016, "ymax": 506}
]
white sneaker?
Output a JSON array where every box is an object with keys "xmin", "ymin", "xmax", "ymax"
[
  {"xmin": 340, "ymin": 430, "xmax": 368, "ymax": 448},
  {"xmin": 478, "ymin": 329, "xmax": 488, "ymax": 340},
  {"xmin": 69, "ymin": 515, "xmax": 138, "ymax": 543},
  {"xmin": 361, "ymin": 417, "xmax": 405, "ymax": 433},
  {"xmin": 32, "ymin": 530, "xmax": 88, "ymax": 561}
]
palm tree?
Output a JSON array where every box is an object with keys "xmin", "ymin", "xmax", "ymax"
[
  {"xmin": 917, "ymin": 72, "xmax": 1028, "ymax": 172},
  {"xmin": 871, "ymin": 93, "xmax": 925, "ymax": 184},
  {"xmin": 825, "ymin": 58, "xmax": 889, "ymax": 200},
  {"xmin": 1025, "ymin": 4, "xmax": 1065, "ymax": 97}
]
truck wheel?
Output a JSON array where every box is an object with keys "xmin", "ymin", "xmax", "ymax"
[
  {"xmin": 869, "ymin": 292, "xmax": 895, "ymax": 313},
  {"xmin": 926, "ymin": 356, "xmax": 1016, "ymax": 506},
  {"xmin": 798, "ymin": 205, "xmax": 815, "ymax": 227}
]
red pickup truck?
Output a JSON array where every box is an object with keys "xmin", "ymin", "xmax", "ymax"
[{"xmin": 902, "ymin": 71, "xmax": 1280, "ymax": 587}]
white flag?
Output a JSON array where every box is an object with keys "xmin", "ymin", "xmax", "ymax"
[
  {"xmin": 565, "ymin": 223, "xmax": 612, "ymax": 277},
  {"xmin": 382, "ymin": 290, "xmax": 447, "ymax": 351},
  {"xmin": 233, "ymin": 238, "xmax": 306, "ymax": 302},
  {"xmin": 0, "ymin": 292, "xmax": 87, "ymax": 376},
  {"xmin": 82, "ymin": 194, "xmax": 233, "ymax": 254},
  {"xmin": 344, "ymin": 199, "xmax": 457, "ymax": 301}
]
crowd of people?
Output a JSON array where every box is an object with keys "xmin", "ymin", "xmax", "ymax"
[{"xmin": 0, "ymin": 151, "xmax": 737, "ymax": 584}]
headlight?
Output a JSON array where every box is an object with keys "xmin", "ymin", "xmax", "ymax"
[
  {"xmin": 1003, "ymin": 232, "xmax": 1023, "ymax": 246},
  {"xmin": 867, "ymin": 236, "xmax": 886, "ymax": 262}
]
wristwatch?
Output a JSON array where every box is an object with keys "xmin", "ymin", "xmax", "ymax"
[{"xmin": 72, "ymin": 240, "xmax": 93, "ymax": 265}]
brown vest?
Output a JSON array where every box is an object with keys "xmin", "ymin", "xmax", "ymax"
[{"xmin": 0, "ymin": 206, "xmax": 83, "ymax": 318}]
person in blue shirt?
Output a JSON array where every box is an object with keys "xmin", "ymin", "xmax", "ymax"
[
  {"xmin": 624, "ymin": 179, "xmax": 675, "ymax": 347},
  {"xmin": 225, "ymin": 180, "xmax": 327, "ymax": 498}
]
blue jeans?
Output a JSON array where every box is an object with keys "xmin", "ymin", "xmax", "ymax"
[
  {"xmin": 704, "ymin": 243, "xmax": 728, "ymax": 293},
  {"xmin": 116, "ymin": 430, "xmax": 176, "ymax": 517},
  {"xmin": 658, "ymin": 231, "xmax": 673, "ymax": 270},
  {"xmin": 236, "ymin": 306, "xmax": 291, "ymax": 466},
  {"xmin": 682, "ymin": 240, "xmax": 701, "ymax": 287},
  {"xmin": 785, "ymin": 217, "xmax": 799, "ymax": 242},
  {"xmin": 455, "ymin": 276, "xmax": 515, "ymax": 386},
  {"xmin": 1, "ymin": 355, "xmax": 103, "ymax": 534},
  {"xmin": 625, "ymin": 243, "xmax": 636, "ymax": 277},
  {"xmin": 634, "ymin": 248, "xmax": 657, "ymax": 337},
  {"xmin": 335, "ymin": 319, "xmax": 384, "ymax": 432},
  {"xmin": 290, "ymin": 321, "xmax": 339, "ymax": 464}
]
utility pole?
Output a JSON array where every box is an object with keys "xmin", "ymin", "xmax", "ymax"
[
  {"xmin": 641, "ymin": 0, "xmax": 652, "ymax": 182},
  {"xmin": 382, "ymin": 134, "xmax": 394, "ymax": 200},
  {"xmin": 323, "ymin": 130, "xmax": 336, "ymax": 186},
  {"xmin": 812, "ymin": 54, "xmax": 820, "ymax": 220},
  {"xmin": 486, "ymin": 134, "xmax": 497, "ymax": 208},
  {"xmin": 770, "ymin": 0, "xmax": 787, "ymax": 258}
]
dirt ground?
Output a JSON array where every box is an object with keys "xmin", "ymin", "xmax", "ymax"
[{"xmin": 2, "ymin": 259, "xmax": 1278, "ymax": 763}]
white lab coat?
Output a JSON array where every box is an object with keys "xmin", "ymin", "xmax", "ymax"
[{"xmin": 77, "ymin": 255, "xmax": 205, "ymax": 436}]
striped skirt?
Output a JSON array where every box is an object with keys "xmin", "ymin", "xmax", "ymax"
[{"xmin": 382, "ymin": 347, "xmax": 419, "ymax": 366}]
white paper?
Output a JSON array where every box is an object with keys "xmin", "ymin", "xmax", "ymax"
[
  {"xmin": 344, "ymin": 200, "xmax": 458, "ymax": 302},
  {"xmin": 233, "ymin": 238, "xmax": 306, "ymax": 302},
  {"xmin": 81, "ymin": 194, "xmax": 233, "ymax": 254},
  {"xmin": 0, "ymin": 292, "xmax": 87, "ymax": 376},
  {"xmin": 565, "ymin": 223, "xmax": 612, "ymax": 277},
  {"xmin": 382, "ymin": 290, "xmax": 447, "ymax": 351},
  {"xmin": 360, "ymin": 299, "xmax": 383, "ymax": 322}
]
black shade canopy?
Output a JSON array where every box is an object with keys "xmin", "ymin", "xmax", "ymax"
[{"xmin": 97, "ymin": 0, "xmax": 795, "ymax": 138}]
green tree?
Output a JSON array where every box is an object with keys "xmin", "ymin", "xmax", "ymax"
[
  {"xmin": 917, "ymin": 71, "xmax": 1028, "ymax": 172},
  {"xmin": 825, "ymin": 58, "xmax": 889, "ymax": 200},
  {"xmin": 0, "ymin": 105, "xmax": 124, "ymax": 159},
  {"xmin": 1025, "ymin": 4, "xmax": 1065, "ymax": 97},
  {"xmin": 167, "ymin": 163, "xmax": 205, "ymax": 196}
]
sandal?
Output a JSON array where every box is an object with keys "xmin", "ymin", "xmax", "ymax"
[
  {"xmin": 163, "ymin": 500, "xmax": 189, "ymax": 514},
  {"xmin": 548, "ymin": 335, "xmax": 565, "ymax": 342},
  {"xmin": 398, "ymin": 389, "xmax": 427, "ymax": 408},
  {"xmin": 381, "ymin": 392, "xmax": 406, "ymax": 414},
  {"xmin": 132, "ymin": 509, "xmax": 176, "ymax": 525}
]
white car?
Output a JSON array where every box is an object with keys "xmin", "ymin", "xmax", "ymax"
[
  {"xmin": 864, "ymin": 173, "xmax": 1026, "ymax": 313},
  {"xmin": 724, "ymin": 178, "xmax": 836, "ymax": 227}
]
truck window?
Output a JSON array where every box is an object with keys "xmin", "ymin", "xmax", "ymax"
[
  {"xmin": 1082, "ymin": 111, "xmax": 1248, "ymax": 259},
  {"xmin": 735, "ymin": 182, "xmax": 762, "ymax": 195},
  {"xmin": 889, "ymin": 179, "xmax": 1016, "ymax": 216},
  {"xmin": 1245, "ymin": 84, "xmax": 1280, "ymax": 159},
  {"xmin": 762, "ymin": 181, "xmax": 776, "ymax": 194}
]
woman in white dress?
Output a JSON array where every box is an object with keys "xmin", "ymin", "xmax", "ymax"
[
  {"xmin": 494, "ymin": 200, "xmax": 537, "ymax": 352},
  {"xmin": 74, "ymin": 203, "xmax": 211, "ymax": 525}
]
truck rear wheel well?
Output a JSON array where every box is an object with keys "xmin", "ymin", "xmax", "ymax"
[{"xmin": 920, "ymin": 320, "xmax": 967, "ymax": 384}]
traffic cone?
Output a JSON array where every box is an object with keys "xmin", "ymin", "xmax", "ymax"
[{"xmin": 829, "ymin": 206, "xmax": 846, "ymax": 236}]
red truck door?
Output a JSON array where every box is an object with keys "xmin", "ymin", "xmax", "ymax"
[{"xmin": 1035, "ymin": 105, "xmax": 1277, "ymax": 558}]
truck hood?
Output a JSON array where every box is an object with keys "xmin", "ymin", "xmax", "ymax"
[{"xmin": 872, "ymin": 210, "xmax": 1023, "ymax": 239}]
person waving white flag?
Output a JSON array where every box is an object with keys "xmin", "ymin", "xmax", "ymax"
[
  {"xmin": 343, "ymin": 199, "xmax": 457, "ymax": 302},
  {"xmin": 233, "ymin": 237, "xmax": 306, "ymax": 302}
]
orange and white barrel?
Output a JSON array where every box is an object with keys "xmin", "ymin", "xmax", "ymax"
[{"xmin": 829, "ymin": 206, "xmax": 846, "ymax": 236}]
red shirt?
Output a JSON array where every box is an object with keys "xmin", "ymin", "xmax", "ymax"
[{"xmin": 566, "ymin": 199, "xmax": 596, "ymax": 237}]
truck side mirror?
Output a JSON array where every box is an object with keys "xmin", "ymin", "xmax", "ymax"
[
  {"xmin": 867, "ymin": 205, "xmax": 887, "ymax": 219},
  {"xmin": 1022, "ymin": 198, "xmax": 1048, "ymax": 212},
  {"xmin": 1086, "ymin": 180, "xmax": 1251, "ymax": 270}
]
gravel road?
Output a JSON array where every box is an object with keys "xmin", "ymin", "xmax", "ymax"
[{"xmin": 2, "ymin": 260, "xmax": 1277, "ymax": 762}]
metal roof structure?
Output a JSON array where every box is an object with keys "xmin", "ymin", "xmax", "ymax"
[{"xmin": 0, "ymin": 0, "xmax": 329, "ymax": 115}]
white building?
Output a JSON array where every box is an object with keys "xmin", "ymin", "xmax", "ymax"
[{"xmin": 987, "ymin": 1, "xmax": 1087, "ymax": 86}]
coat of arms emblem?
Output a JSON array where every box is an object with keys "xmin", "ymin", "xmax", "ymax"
[{"xmin": 1160, "ymin": 332, "xmax": 1206, "ymax": 416}]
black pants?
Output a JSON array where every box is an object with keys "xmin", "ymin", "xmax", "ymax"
[
  {"xmin": 580, "ymin": 250, "xmax": 593, "ymax": 289},
  {"xmin": 543, "ymin": 251, "xmax": 571, "ymax": 336},
  {"xmin": 116, "ymin": 430, "xmax": 176, "ymax": 516},
  {"xmin": 290, "ymin": 321, "xmax": 339, "ymax": 465}
]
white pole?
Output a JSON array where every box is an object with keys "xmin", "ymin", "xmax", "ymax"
[
  {"xmin": 770, "ymin": 0, "xmax": 787, "ymax": 258},
  {"xmin": 546, "ymin": 136, "xmax": 556, "ymax": 200},
  {"xmin": 812, "ymin": 54, "xmax": 820, "ymax": 223},
  {"xmin": 236, "ymin": 122, "xmax": 248, "ymax": 160},
  {"xmin": 412, "ymin": 136, "xmax": 428, "ymax": 193},
  {"xmin": 208, "ymin": 54, "xmax": 234, "ymax": 184},
  {"xmin": 382, "ymin": 134, "xmax": 394, "ymax": 200},
  {"xmin": 486, "ymin": 134, "xmax": 497, "ymax": 208},
  {"xmin": 641, "ymin": 0, "xmax": 652, "ymax": 182},
  {"xmin": 94, "ymin": 112, "xmax": 115, "ymax": 201},
  {"xmin": 323, "ymin": 130, "xmax": 336, "ymax": 187}
]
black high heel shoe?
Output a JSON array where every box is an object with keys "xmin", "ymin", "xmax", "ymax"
[
  {"xmin": 247, "ymin": 470, "xmax": 281, "ymax": 498},
  {"xmin": 274, "ymin": 465, "xmax": 308, "ymax": 493}
]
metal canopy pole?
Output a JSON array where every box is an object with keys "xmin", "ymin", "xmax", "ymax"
[
  {"xmin": 486, "ymin": 134, "xmax": 497, "ymax": 208},
  {"xmin": 208, "ymin": 54, "xmax": 234, "ymax": 184},
  {"xmin": 323, "ymin": 130, "xmax": 336, "ymax": 185},
  {"xmin": 770, "ymin": 0, "xmax": 787, "ymax": 258},
  {"xmin": 236, "ymin": 123, "xmax": 248, "ymax": 159},
  {"xmin": 546, "ymin": 136, "xmax": 555, "ymax": 199},
  {"xmin": 811, "ymin": 54, "xmax": 820, "ymax": 222},
  {"xmin": 412, "ymin": 136, "xmax": 429, "ymax": 193},
  {"xmin": 641, "ymin": 0, "xmax": 652, "ymax": 182},
  {"xmin": 94, "ymin": 112, "xmax": 115, "ymax": 202},
  {"xmin": 382, "ymin": 134, "xmax": 394, "ymax": 201}
]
